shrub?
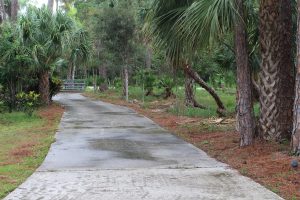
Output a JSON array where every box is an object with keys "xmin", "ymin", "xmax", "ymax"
[
  {"xmin": 50, "ymin": 77, "xmax": 62, "ymax": 100},
  {"xmin": 157, "ymin": 76, "xmax": 176, "ymax": 99},
  {"xmin": 16, "ymin": 91, "xmax": 40, "ymax": 116}
]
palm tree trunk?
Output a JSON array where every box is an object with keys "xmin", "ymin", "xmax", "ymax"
[
  {"xmin": 10, "ymin": 0, "xmax": 18, "ymax": 21},
  {"xmin": 123, "ymin": 66, "xmax": 129, "ymax": 102},
  {"xmin": 259, "ymin": 0, "xmax": 282, "ymax": 141},
  {"xmin": 0, "ymin": 0, "xmax": 6, "ymax": 23},
  {"xmin": 183, "ymin": 65, "xmax": 226, "ymax": 116},
  {"xmin": 39, "ymin": 70, "xmax": 50, "ymax": 105},
  {"xmin": 277, "ymin": 0, "xmax": 294, "ymax": 140},
  {"xmin": 185, "ymin": 70, "xmax": 206, "ymax": 109},
  {"xmin": 234, "ymin": 0, "xmax": 255, "ymax": 146},
  {"xmin": 292, "ymin": 0, "xmax": 300, "ymax": 155}
]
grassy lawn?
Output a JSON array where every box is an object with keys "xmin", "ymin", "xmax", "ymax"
[
  {"xmin": 0, "ymin": 105, "xmax": 64, "ymax": 199},
  {"xmin": 86, "ymin": 86, "xmax": 259, "ymax": 118}
]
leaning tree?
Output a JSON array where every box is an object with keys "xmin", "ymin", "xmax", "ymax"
[{"xmin": 147, "ymin": 0, "xmax": 227, "ymax": 116}]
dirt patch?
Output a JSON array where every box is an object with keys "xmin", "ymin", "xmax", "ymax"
[
  {"xmin": 9, "ymin": 142, "xmax": 36, "ymax": 158},
  {"xmin": 87, "ymin": 93, "xmax": 300, "ymax": 200},
  {"xmin": 38, "ymin": 104, "xmax": 64, "ymax": 122}
]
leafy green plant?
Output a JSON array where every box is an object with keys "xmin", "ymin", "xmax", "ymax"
[
  {"xmin": 157, "ymin": 76, "xmax": 175, "ymax": 99},
  {"xmin": 50, "ymin": 77, "xmax": 62, "ymax": 100},
  {"xmin": 16, "ymin": 91, "xmax": 40, "ymax": 116}
]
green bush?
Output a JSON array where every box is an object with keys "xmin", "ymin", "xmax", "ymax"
[
  {"xmin": 50, "ymin": 77, "xmax": 62, "ymax": 100},
  {"xmin": 157, "ymin": 76, "xmax": 176, "ymax": 98},
  {"xmin": 16, "ymin": 91, "xmax": 40, "ymax": 116}
]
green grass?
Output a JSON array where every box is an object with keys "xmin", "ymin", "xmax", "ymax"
[
  {"xmin": 86, "ymin": 85, "xmax": 260, "ymax": 118},
  {"xmin": 0, "ymin": 109, "xmax": 62, "ymax": 199}
]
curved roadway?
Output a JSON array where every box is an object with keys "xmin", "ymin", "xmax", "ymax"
[{"xmin": 4, "ymin": 93, "xmax": 283, "ymax": 200}]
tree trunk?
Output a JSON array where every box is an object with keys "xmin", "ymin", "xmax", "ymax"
[
  {"xmin": 56, "ymin": 0, "xmax": 59, "ymax": 11},
  {"xmin": 234, "ymin": 0, "xmax": 255, "ymax": 146},
  {"xmin": 185, "ymin": 70, "xmax": 206, "ymax": 109},
  {"xmin": 10, "ymin": 0, "xmax": 18, "ymax": 21},
  {"xmin": 48, "ymin": 0, "xmax": 54, "ymax": 13},
  {"xmin": 0, "ymin": 0, "xmax": 6, "ymax": 23},
  {"xmin": 183, "ymin": 65, "xmax": 226, "ymax": 116},
  {"xmin": 123, "ymin": 66, "xmax": 129, "ymax": 101},
  {"xmin": 39, "ymin": 71, "xmax": 50, "ymax": 105},
  {"xmin": 72, "ymin": 64, "xmax": 76, "ymax": 80},
  {"xmin": 292, "ymin": 0, "xmax": 300, "ymax": 155},
  {"xmin": 67, "ymin": 62, "xmax": 72, "ymax": 80},
  {"xmin": 259, "ymin": 0, "xmax": 282, "ymax": 141},
  {"xmin": 277, "ymin": 0, "xmax": 294, "ymax": 140},
  {"xmin": 145, "ymin": 45, "xmax": 152, "ymax": 69}
]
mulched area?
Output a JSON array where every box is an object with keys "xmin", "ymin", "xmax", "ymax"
[{"xmin": 86, "ymin": 93, "xmax": 300, "ymax": 200}]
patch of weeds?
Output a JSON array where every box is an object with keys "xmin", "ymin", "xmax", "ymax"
[
  {"xmin": 269, "ymin": 186, "xmax": 279, "ymax": 194},
  {"xmin": 240, "ymin": 167, "xmax": 248, "ymax": 176},
  {"xmin": 200, "ymin": 140, "xmax": 210, "ymax": 146}
]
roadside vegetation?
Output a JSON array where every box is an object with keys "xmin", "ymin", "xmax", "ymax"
[
  {"xmin": 1, "ymin": 0, "xmax": 300, "ymax": 199},
  {"xmin": 0, "ymin": 105, "xmax": 64, "ymax": 199}
]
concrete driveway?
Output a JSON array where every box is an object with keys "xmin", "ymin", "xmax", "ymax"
[{"xmin": 4, "ymin": 93, "xmax": 283, "ymax": 200}]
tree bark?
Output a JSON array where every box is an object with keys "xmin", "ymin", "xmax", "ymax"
[
  {"xmin": 292, "ymin": 0, "xmax": 300, "ymax": 155},
  {"xmin": 123, "ymin": 66, "xmax": 129, "ymax": 102},
  {"xmin": 259, "ymin": 0, "xmax": 282, "ymax": 141},
  {"xmin": 234, "ymin": 0, "xmax": 255, "ymax": 146},
  {"xmin": 39, "ymin": 70, "xmax": 50, "ymax": 105},
  {"xmin": 10, "ymin": 0, "xmax": 18, "ymax": 21},
  {"xmin": 185, "ymin": 70, "xmax": 206, "ymax": 109},
  {"xmin": 183, "ymin": 65, "xmax": 226, "ymax": 116},
  {"xmin": 56, "ymin": 0, "xmax": 59, "ymax": 11},
  {"xmin": 145, "ymin": 45, "xmax": 152, "ymax": 69},
  {"xmin": 277, "ymin": 0, "xmax": 294, "ymax": 140},
  {"xmin": 0, "ymin": 0, "xmax": 6, "ymax": 23},
  {"xmin": 48, "ymin": 0, "xmax": 54, "ymax": 13},
  {"xmin": 67, "ymin": 63, "xmax": 72, "ymax": 80}
]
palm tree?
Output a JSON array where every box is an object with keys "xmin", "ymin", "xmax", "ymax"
[
  {"xmin": 148, "ymin": 0, "xmax": 257, "ymax": 145},
  {"xmin": 66, "ymin": 28, "xmax": 91, "ymax": 80},
  {"xmin": 20, "ymin": 7, "xmax": 75, "ymax": 105},
  {"xmin": 147, "ymin": 0, "xmax": 227, "ymax": 116},
  {"xmin": 259, "ymin": 0, "xmax": 294, "ymax": 141}
]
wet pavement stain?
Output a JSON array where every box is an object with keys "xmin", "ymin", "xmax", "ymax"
[{"xmin": 89, "ymin": 139, "xmax": 156, "ymax": 161}]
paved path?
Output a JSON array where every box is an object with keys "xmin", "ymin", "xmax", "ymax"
[{"xmin": 5, "ymin": 93, "xmax": 283, "ymax": 200}]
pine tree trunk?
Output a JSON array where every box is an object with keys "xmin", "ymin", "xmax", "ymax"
[
  {"xmin": 234, "ymin": 0, "xmax": 255, "ymax": 146},
  {"xmin": 259, "ymin": 0, "xmax": 282, "ymax": 141},
  {"xmin": 277, "ymin": 0, "xmax": 294, "ymax": 140},
  {"xmin": 10, "ymin": 0, "xmax": 18, "ymax": 21},
  {"xmin": 39, "ymin": 71, "xmax": 50, "ymax": 105},
  {"xmin": 0, "ymin": 0, "xmax": 6, "ymax": 23},
  {"xmin": 123, "ymin": 66, "xmax": 129, "ymax": 102},
  {"xmin": 183, "ymin": 65, "xmax": 226, "ymax": 116},
  {"xmin": 292, "ymin": 0, "xmax": 300, "ymax": 155},
  {"xmin": 185, "ymin": 70, "xmax": 206, "ymax": 109}
]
